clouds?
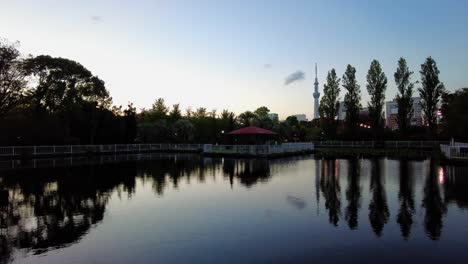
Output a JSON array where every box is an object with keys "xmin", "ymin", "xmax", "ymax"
[
  {"xmin": 284, "ymin": 70, "xmax": 305, "ymax": 85},
  {"xmin": 90, "ymin": 16, "xmax": 103, "ymax": 24}
]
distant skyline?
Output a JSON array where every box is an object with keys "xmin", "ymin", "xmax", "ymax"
[{"xmin": 1, "ymin": 0, "xmax": 467, "ymax": 119}]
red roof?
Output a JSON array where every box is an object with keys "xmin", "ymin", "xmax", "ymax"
[{"xmin": 226, "ymin": 126, "xmax": 278, "ymax": 135}]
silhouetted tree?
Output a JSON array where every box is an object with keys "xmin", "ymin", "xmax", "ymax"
[
  {"xmin": 366, "ymin": 60, "xmax": 387, "ymax": 139},
  {"xmin": 342, "ymin": 64, "xmax": 361, "ymax": 136},
  {"xmin": 23, "ymin": 55, "xmax": 109, "ymax": 113},
  {"xmin": 169, "ymin": 103, "xmax": 182, "ymax": 122},
  {"xmin": 394, "ymin": 58, "xmax": 414, "ymax": 135},
  {"xmin": 319, "ymin": 69, "xmax": 341, "ymax": 138},
  {"xmin": 419, "ymin": 57, "xmax": 444, "ymax": 138},
  {"xmin": 254, "ymin": 106, "xmax": 270, "ymax": 118},
  {"xmin": 238, "ymin": 111, "xmax": 256, "ymax": 127},
  {"xmin": 0, "ymin": 39, "xmax": 28, "ymax": 118},
  {"xmin": 150, "ymin": 98, "xmax": 169, "ymax": 120},
  {"xmin": 440, "ymin": 88, "xmax": 468, "ymax": 141}
]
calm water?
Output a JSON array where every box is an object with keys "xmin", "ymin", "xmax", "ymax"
[{"xmin": 0, "ymin": 154, "xmax": 467, "ymax": 264}]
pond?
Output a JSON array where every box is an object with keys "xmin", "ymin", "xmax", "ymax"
[{"xmin": 0, "ymin": 154, "xmax": 467, "ymax": 263}]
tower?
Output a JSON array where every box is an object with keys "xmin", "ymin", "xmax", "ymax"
[{"xmin": 313, "ymin": 63, "xmax": 320, "ymax": 119}]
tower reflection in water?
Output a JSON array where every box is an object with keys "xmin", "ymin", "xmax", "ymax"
[{"xmin": 0, "ymin": 154, "xmax": 467, "ymax": 263}]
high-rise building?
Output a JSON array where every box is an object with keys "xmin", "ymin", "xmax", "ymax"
[
  {"xmin": 292, "ymin": 114, "xmax": 308, "ymax": 122},
  {"xmin": 385, "ymin": 97, "xmax": 423, "ymax": 130},
  {"xmin": 337, "ymin": 101, "xmax": 347, "ymax": 121},
  {"xmin": 313, "ymin": 63, "xmax": 320, "ymax": 119}
]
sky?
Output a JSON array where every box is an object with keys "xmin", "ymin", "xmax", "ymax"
[{"xmin": 1, "ymin": 0, "xmax": 467, "ymax": 119}]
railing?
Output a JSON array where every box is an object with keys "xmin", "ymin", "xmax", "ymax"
[
  {"xmin": 440, "ymin": 142, "xmax": 468, "ymax": 160},
  {"xmin": 314, "ymin": 141, "xmax": 446, "ymax": 149},
  {"xmin": 0, "ymin": 153, "xmax": 198, "ymax": 170},
  {"xmin": 0, "ymin": 144, "xmax": 204, "ymax": 157},
  {"xmin": 203, "ymin": 143, "xmax": 314, "ymax": 156}
]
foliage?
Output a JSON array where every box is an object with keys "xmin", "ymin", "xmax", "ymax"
[
  {"xmin": 319, "ymin": 69, "xmax": 341, "ymax": 137},
  {"xmin": 254, "ymin": 106, "xmax": 270, "ymax": 118},
  {"xmin": 342, "ymin": 64, "xmax": 361, "ymax": 135},
  {"xmin": 0, "ymin": 39, "xmax": 28, "ymax": 117},
  {"xmin": 394, "ymin": 57, "xmax": 414, "ymax": 134},
  {"xmin": 419, "ymin": 57, "xmax": 444, "ymax": 137},
  {"xmin": 22, "ymin": 55, "xmax": 109, "ymax": 113},
  {"xmin": 440, "ymin": 88, "xmax": 468, "ymax": 141},
  {"xmin": 366, "ymin": 60, "xmax": 387, "ymax": 139},
  {"xmin": 238, "ymin": 111, "xmax": 256, "ymax": 127},
  {"xmin": 169, "ymin": 103, "xmax": 182, "ymax": 121}
]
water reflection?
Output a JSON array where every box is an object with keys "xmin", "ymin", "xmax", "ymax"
[
  {"xmin": 345, "ymin": 158, "xmax": 361, "ymax": 230},
  {"xmin": 397, "ymin": 160, "xmax": 415, "ymax": 240},
  {"xmin": 368, "ymin": 159, "xmax": 390, "ymax": 237},
  {"xmin": 0, "ymin": 163, "xmax": 137, "ymax": 263},
  {"xmin": 0, "ymin": 155, "xmax": 467, "ymax": 263},
  {"xmin": 422, "ymin": 160, "xmax": 447, "ymax": 240},
  {"xmin": 320, "ymin": 159, "xmax": 341, "ymax": 226}
]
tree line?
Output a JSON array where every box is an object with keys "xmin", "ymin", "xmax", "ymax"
[
  {"xmin": 1, "ymin": 37, "xmax": 466, "ymax": 145},
  {"xmin": 0, "ymin": 39, "xmax": 137, "ymax": 145},
  {"xmin": 318, "ymin": 58, "xmax": 451, "ymax": 140}
]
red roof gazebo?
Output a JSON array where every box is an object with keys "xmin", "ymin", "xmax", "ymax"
[{"xmin": 225, "ymin": 126, "xmax": 278, "ymax": 145}]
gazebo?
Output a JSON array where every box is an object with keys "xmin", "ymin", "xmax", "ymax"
[{"xmin": 225, "ymin": 126, "xmax": 278, "ymax": 145}]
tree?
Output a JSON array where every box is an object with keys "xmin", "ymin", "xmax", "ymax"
[
  {"xmin": 342, "ymin": 64, "xmax": 361, "ymax": 134},
  {"xmin": 238, "ymin": 111, "xmax": 256, "ymax": 127},
  {"xmin": 123, "ymin": 103, "xmax": 137, "ymax": 143},
  {"xmin": 319, "ymin": 69, "xmax": 341, "ymax": 137},
  {"xmin": 394, "ymin": 58, "xmax": 414, "ymax": 135},
  {"xmin": 22, "ymin": 55, "xmax": 109, "ymax": 113},
  {"xmin": 193, "ymin": 107, "xmax": 207, "ymax": 118},
  {"xmin": 419, "ymin": 57, "xmax": 444, "ymax": 137},
  {"xmin": 440, "ymin": 88, "xmax": 468, "ymax": 141},
  {"xmin": 286, "ymin": 116, "xmax": 299, "ymax": 127},
  {"xmin": 169, "ymin": 103, "xmax": 182, "ymax": 121},
  {"xmin": 366, "ymin": 60, "xmax": 387, "ymax": 139},
  {"xmin": 254, "ymin": 106, "xmax": 270, "ymax": 118},
  {"xmin": 151, "ymin": 98, "xmax": 169, "ymax": 119},
  {"xmin": 172, "ymin": 119, "xmax": 194, "ymax": 142},
  {"xmin": 0, "ymin": 39, "xmax": 28, "ymax": 117}
]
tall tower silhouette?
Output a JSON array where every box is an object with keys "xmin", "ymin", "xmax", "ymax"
[{"xmin": 313, "ymin": 63, "xmax": 320, "ymax": 119}]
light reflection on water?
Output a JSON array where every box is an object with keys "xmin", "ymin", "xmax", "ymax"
[{"xmin": 0, "ymin": 154, "xmax": 467, "ymax": 263}]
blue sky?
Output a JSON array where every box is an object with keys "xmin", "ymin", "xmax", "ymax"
[{"xmin": 1, "ymin": 0, "xmax": 467, "ymax": 119}]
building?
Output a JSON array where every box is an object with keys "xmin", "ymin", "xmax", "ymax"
[
  {"xmin": 313, "ymin": 63, "xmax": 320, "ymax": 119},
  {"xmin": 337, "ymin": 102, "xmax": 370, "ymax": 125},
  {"xmin": 292, "ymin": 114, "xmax": 308, "ymax": 122},
  {"xmin": 267, "ymin": 113, "xmax": 279, "ymax": 120},
  {"xmin": 385, "ymin": 100, "xmax": 398, "ymax": 130},
  {"xmin": 385, "ymin": 97, "xmax": 423, "ymax": 130},
  {"xmin": 337, "ymin": 101, "xmax": 347, "ymax": 121}
]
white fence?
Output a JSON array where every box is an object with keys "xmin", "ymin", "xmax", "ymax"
[
  {"xmin": 0, "ymin": 144, "xmax": 204, "ymax": 157},
  {"xmin": 440, "ymin": 142, "xmax": 468, "ymax": 160},
  {"xmin": 314, "ymin": 141, "xmax": 445, "ymax": 149},
  {"xmin": 203, "ymin": 143, "xmax": 314, "ymax": 156}
]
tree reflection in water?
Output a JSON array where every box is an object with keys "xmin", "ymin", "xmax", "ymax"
[
  {"xmin": 368, "ymin": 158, "xmax": 389, "ymax": 237},
  {"xmin": 444, "ymin": 165, "xmax": 468, "ymax": 210},
  {"xmin": 320, "ymin": 159, "xmax": 341, "ymax": 226},
  {"xmin": 345, "ymin": 158, "xmax": 361, "ymax": 230},
  {"xmin": 397, "ymin": 160, "xmax": 415, "ymax": 240},
  {"xmin": 1, "ymin": 155, "xmax": 468, "ymax": 263},
  {"xmin": 422, "ymin": 160, "xmax": 447, "ymax": 240},
  {"xmin": 0, "ymin": 163, "xmax": 137, "ymax": 263}
]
